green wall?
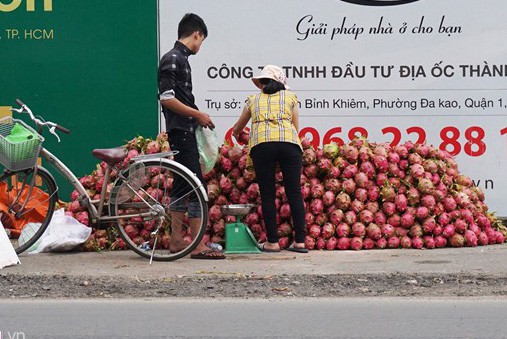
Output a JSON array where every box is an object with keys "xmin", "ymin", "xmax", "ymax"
[{"xmin": 0, "ymin": 0, "xmax": 159, "ymax": 200}]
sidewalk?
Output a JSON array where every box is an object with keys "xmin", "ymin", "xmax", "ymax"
[{"xmin": 4, "ymin": 244, "xmax": 507, "ymax": 280}]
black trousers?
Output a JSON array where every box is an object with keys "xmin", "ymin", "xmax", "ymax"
[{"xmin": 250, "ymin": 142, "xmax": 306, "ymax": 244}]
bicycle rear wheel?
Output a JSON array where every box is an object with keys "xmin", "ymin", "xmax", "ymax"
[
  {"xmin": 110, "ymin": 159, "xmax": 208, "ymax": 261},
  {"xmin": 0, "ymin": 166, "xmax": 58, "ymax": 254}
]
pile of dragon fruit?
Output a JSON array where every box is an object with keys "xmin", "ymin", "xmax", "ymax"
[
  {"xmin": 206, "ymin": 137, "xmax": 506, "ymax": 250},
  {"xmin": 67, "ymin": 132, "xmax": 506, "ymax": 251}
]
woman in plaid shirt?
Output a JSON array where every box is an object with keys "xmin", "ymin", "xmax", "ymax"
[{"xmin": 232, "ymin": 65, "xmax": 308, "ymax": 253}]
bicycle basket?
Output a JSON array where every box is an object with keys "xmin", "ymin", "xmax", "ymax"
[{"xmin": 0, "ymin": 117, "xmax": 44, "ymax": 171}]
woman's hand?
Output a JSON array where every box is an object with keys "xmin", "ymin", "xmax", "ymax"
[
  {"xmin": 232, "ymin": 124, "xmax": 241, "ymax": 140},
  {"xmin": 232, "ymin": 106, "xmax": 252, "ymax": 141}
]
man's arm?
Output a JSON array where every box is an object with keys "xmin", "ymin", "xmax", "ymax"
[
  {"xmin": 161, "ymin": 98, "xmax": 215, "ymax": 129},
  {"xmin": 158, "ymin": 54, "xmax": 215, "ymax": 128}
]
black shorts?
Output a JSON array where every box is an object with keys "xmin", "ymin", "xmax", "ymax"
[{"xmin": 167, "ymin": 129, "xmax": 207, "ymax": 217}]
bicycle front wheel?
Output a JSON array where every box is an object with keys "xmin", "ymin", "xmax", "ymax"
[
  {"xmin": 110, "ymin": 160, "xmax": 209, "ymax": 261},
  {"xmin": 0, "ymin": 166, "xmax": 58, "ymax": 254}
]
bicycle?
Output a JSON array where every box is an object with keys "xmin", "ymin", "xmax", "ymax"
[{"xmin": 0, "ymin": 99, "xmax": 209, "ymax": 262}]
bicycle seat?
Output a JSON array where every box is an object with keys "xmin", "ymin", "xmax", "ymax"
[{"xmin": 92, "ymin": 147, "xmax": 128, "ymax": 166}]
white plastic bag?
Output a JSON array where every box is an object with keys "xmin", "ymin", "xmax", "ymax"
[
  {"xmin": 195, "ymin": 126, "xmax": 219, "ymax": 174},
  {"xmin": 30, "ymin": 208, "xmax": 92, "ymax": 253},
  {"xmin": 0, "ymin": 219, "xmax": 20, "ymax": 268}
]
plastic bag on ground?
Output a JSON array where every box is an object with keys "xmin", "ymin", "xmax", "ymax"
[
  {"xmin": 195, "ymin": 126, "xmax": 219, "ymax": 175},
  {"xmin": 0, "ymin": 219, "xmax": 20, "ymax": 268},
  {"xmin": 30, "ymin": 208, "xmax": 92, "ymax": 253}
]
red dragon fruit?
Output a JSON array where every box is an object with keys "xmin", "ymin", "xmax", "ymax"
[
  {"xmin": 381, "ymin": 224, "xmax": 396, "ymax": 238},
  {"xmin": 410, "ymin": 163, "xmax": 425, "ymax": 178},
  {"xmin": 477, "ymin": 232, "xmax": 489, "ymax": 246},
  {"xmin": 423, "ymin": 236, "xmax": 436, "ymax": 249},
  {"xmin": 354, "ymin": 172, "xmax": 369, "ymax": 188},
  {"xmin": 342, "ymin": 179, "xmax": 356, "ymax": 195},
  {"xmin": 368, "ymin": 186, "xmax": 380, "ymax": 201},
  {"xmin": 308, "ymin": 224, "xmax": 321, "ymax": 238},
  {"xmin": 324, "ymin": 178, "xmax": 341, "ymax": 193},
  {"xmin": 415, "ymin": 206, "xmax": 429, "ymax": 220},
  {"xmin": 336, "ymin": 223, "xmax": 351, "ymax": 237},
  {"xmin": 417, "ymin": 178, "xmax": 434, "ymax": 194},
  {"xmin": 350, "ymin": 237, "xmax": 364, "ymax": 250},
  {"xmin": 442, "ymin": 224, "xmax": 456, "ymax": 238},
  {"xmin": 329, "ymin": 209, "xmax": 344, "ymax": 225},
  {"xmin": 322, "ymin": 191, "xmax": 336, "ymax": 206},
  {"xmin": 325, "ymin": 236, "xmax": 338, "ymax": 250},
  {"xmin": 363, "ymin": 238, "xmax": 376, "ymax": 250},
  {"xmin": 400, "ymin": 235, "xmax": 412, "ymax": 249},
  {"xmin": 341, "ymin": 145, "xmax": 359, "ymax": 163},
  {"xmin": 277, "ymin": 222, "xmax": 293, "ymax": 237},
  {"xmin": 442, "ymin": 195, "xmax": 457, "ymax": 212},
  {"xmin": 336, "ymin": 237, "xmax": 351, "ymax": 250},
  {"xmin": 394, "ymin": 194, "xmax": 408, "ymax": 212},
  {"xmin": 335, "ymin": 192, "xmax": 352, "ymax": 211},
  {"xmin": 387, "ymin": 236, "xmax": 400, "ymax": 248},
  {"xmin": 352, "ymin": 222, "xmax": 366, "ymax": 237},
  {"xmin": 366, "ymin": 223, "xmax": 382, "ymax": 240},
  {"xmin": 310, "ymin": 198, "xmax": 324, "ymax": 215},
  {"xmin": 464, "ymin": 230, "xmax": 478, "ymax": 247},
  {"xmin": 376, "ymin": 238, "xmax": 388, "ymax": 249},
  {"xmin": 449, "ymin": 233, "xmax": 465, "ymax": 247},
  {"xmin": 305, "ymin": 235, "xmax": 316, "ymax": 250},
  {"xmin": 374, "ymin": 211, "xmax": 387, "ymax": 225},
  {"xmin": 412, "ymin": 236, "xmax": 424, "ymax": 249},
  {"xmin": 344, "ymin": 211, "xmax": 358, "ymax": 225},
  {"xmin": 400, "ymin": 213, "xmax": 415, "ymax": 228},
  {"xmin": 380, "ymin": 185, "xmax": 396, "ymax": 202},
  {"xmin": 434, "ymin": 235, "xmax": 447, "ymax": 248},
  {"xmin": 322, "ymin": 222, "xmax": 336, "ymax": 239},
  {"xmin": 359, "ymin": 161, "xmax": 376, "ymax": 178},
  {"xmin": 316, "ymin": 237, "xmax": 326, "ymax": 250}
]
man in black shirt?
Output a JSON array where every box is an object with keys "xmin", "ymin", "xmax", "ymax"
[{"xmin": 158, "ymin": 13, "xmax": 224, "ymax": 259}]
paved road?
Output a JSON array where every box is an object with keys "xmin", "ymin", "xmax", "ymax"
[
  {"xmin": 2, "ymin": 245, "xmax": 507, "ymax": 299},
  {"xmin": 1, "ymin": 298, "xmax": 507, "ymax": 338}
]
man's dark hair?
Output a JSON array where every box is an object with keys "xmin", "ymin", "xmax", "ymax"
[
  {"xmin": 260, "ymin": 78, "xmax": 286, "ymax": 94},
  {"xmin": 178, "ymin": 13, "xmax": 208, "ymax": 39}
]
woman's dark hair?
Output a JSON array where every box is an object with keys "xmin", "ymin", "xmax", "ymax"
[
  {"xmin": 178, "ymin": 13, "xmax": 208, "ymax": 39},
  {"xmin": 260, "ymin": 78, "xmax": 286, "ymax": 94}
]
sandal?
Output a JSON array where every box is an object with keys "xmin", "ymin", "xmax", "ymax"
[
  {"xmin": 260, "ymin": 243, "xmax": 281, "ymax": 253},
  {"xmin": 286, "ymin": 243, "xmax": 309, "ymax": 253},
  {"xmin": 190, "ymin": 250, "xmax": 226, "ymax": 260}
]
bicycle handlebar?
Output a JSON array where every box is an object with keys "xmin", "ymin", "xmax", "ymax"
[
  {"xmin": 55, "ymin": 124, "xmax": 70, "ymax": 134},
  {"xmin": 13, "ymin": 99, "xmax": 71, "ymax": 142}
]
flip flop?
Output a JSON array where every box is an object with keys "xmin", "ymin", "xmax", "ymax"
[
  {"xmin": 190, "ymin": 250, "xmax": 226, "ymax": 260},
  {"xmin": 287, "ymin": 244, "xmax": 309, "ymax": 253},
  {"xmin": 260, "ymin": 243, "xmax": 281, "ymax": 253}
]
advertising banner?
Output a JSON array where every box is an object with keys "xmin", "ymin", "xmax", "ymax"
[{"xmin": 159, "ymin": 0, "xmax": 507, "ymax": 216}]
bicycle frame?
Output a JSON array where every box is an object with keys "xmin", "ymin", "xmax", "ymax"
[{"xmin": 38, "ymin": 146, "xmax": 208, "ymax": 227}]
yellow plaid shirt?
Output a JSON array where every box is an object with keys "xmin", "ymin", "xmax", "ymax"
[{"xmin": 246, "ymin": 90, "xmax": 302, "ymax": 151}]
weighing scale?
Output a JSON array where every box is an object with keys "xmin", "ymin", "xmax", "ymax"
[{"xmin": 220, "ymin": 204, "xmax": 262, "ymax": 254}]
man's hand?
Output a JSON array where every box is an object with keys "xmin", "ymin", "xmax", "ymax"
[{"xmin": 196, "ymin": 112, "xmax": 215, "ymax": 129}]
